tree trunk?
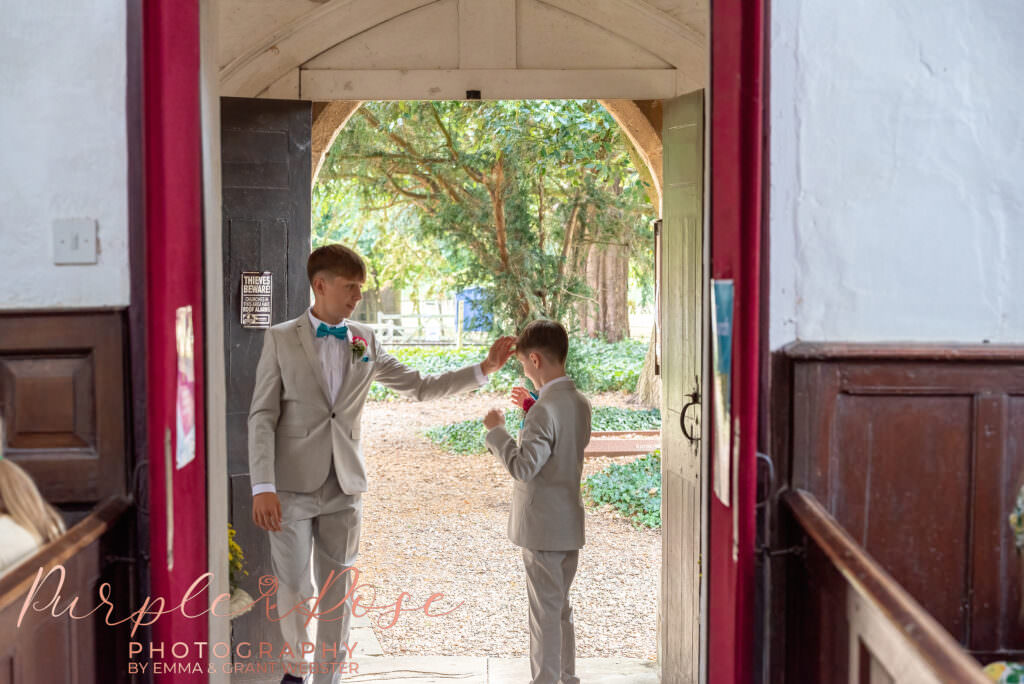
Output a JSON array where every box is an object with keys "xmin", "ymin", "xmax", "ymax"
[
  {"xmin": 577, "ymin": 241, "xmax": 630, "ymax": 341},
  {"xmin": 636, "ymin": 322, "xmax": 661, "ymax": 407}
]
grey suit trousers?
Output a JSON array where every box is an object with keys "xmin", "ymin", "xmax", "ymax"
[
  {"xmin": 522, "ymin": 549, "xmax": 581, "ymax": 684},
  {"xmin": 270, "ymin": 464, "xmax": 361, "ymax": 684}
]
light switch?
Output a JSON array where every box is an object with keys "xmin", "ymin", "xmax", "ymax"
[{"xmin": 53, "ymin": 218, "xmax": 98, "ymax": 265}]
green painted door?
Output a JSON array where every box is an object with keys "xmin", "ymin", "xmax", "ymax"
[{"xmin": 659, "ymin": 90, "xmax": 705, "ymax": 683}]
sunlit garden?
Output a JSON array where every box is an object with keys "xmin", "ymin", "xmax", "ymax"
[{"xmin": 313, "ymin": 99, "xmax": 662, "ymax": 658}]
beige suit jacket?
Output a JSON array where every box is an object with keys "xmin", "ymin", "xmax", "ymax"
[
  {"xmin": 248, "ymin": 313, "xmax": 485, "ymax": 494},
  {"xmin": 485, "ymin": 378, "xmax": 592, "ymax": 551}
]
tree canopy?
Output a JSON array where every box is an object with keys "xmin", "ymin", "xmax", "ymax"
[{"xmin": 313, "ymin": 100, "xmax": 655, "ymax": 334}]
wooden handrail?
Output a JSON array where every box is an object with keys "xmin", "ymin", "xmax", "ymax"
[
  {"xmin": 782, "ymin": 488, "xmax": 991, "ymax": 684},
  {"xmin": 0, "ymin": 495, "xmax": 132, "ymax": 613},
  {"xmin": 782, "ymin": 340, "xmax": 1024, "ymax": 362}
]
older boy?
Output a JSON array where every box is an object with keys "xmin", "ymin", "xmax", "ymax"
[
  {"xmin": 483, "ymin": 319, "xmax": 592, "ymax": 684},
  {"xmin": 249, "ymin": 243, "xmax": 515, "ymax": 684}
]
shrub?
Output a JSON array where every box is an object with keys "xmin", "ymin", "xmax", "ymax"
[
  {"xmin": 591, "ymin": 406, "xmax": 661, "ymax": 431},
  {"xmin": 584, "ymin": 450, "xmax": 662, "ymax": 529},
  {"xmin": 425, "ymin": 410, "xmax": 525, "ymax": 455},
  {"xmin": 425, "ymin": 406, "xmax": 662, "ymax": 456},
  {"xmin": 368, "ymin": 335, "xmax": 648, "ymax": 400}
]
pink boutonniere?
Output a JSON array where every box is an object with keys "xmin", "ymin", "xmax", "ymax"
[{"xmin": 351, "ymin": 336, "xmax": 370, "ymax": 362}]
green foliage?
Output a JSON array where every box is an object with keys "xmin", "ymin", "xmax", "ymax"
[
  {"xmin": 314, "ymin": 100, "xmax": 655, "ymax": 333},
  {"xmin": 425, "ymin": 410, "xmax": 525, "ymax": 455},
  {"xmin": 584, "ymin": 451, "xmax": 662, "ymax": 529},
  {"xmin": 564, "ymin": 335, "xmax": 649, "ymax": 393},
  {"xmin": 368, "ymin": 335, "xmax": 648, "ymax": 401},
  {"xmin": 590, "ymin": 406, "xmax": 662, "ymax": 431},
  {"xmin": 425, "ymin": 406, "xmax": 661, "ymax": 457}
]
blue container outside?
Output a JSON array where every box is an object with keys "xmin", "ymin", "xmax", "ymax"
[{"xmin": 455, "ymin": 287, "xmax": 492, "ymax": 332}]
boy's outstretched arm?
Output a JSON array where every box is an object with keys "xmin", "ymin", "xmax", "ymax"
[
  {"xmin": 484, "ymin": 404, "xmax": 554, "ymax": 482},
  {"xmin": 373, "ymin": 335, "xmax": 516, "ymax": 401}
]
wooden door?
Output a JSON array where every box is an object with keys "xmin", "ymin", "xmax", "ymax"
[
  {"xmin": 660, "ymin": 90, "xmax": 705, "ymax": 683},
  {"xmin": 220, "ymin": 97, "xmax": 312, "ymax": 676}
]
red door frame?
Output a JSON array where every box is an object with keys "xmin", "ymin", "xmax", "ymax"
[
  {"xmin": 143, "ymin": 1, "xmax": 208, "ymax": 680},
  {"xmin": 139, "ymin": 0, "xmax": 765, "ymax": 680},
  {"xmin": 708, "ymin": 0, "xmax": 765, "ymax": 681}
]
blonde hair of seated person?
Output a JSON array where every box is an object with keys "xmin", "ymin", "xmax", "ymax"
[{"xmin": 0, "ymin": 419, "xmax": 65, "ymax": 544}]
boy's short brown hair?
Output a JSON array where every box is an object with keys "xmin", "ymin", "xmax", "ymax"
[
  {"xmin": 307, "ymin": 244, "xmax": 366, "ymax": 285},
  {"xmin": 516, "ymin": 319, "xmax": 569, "ymax": 365}
]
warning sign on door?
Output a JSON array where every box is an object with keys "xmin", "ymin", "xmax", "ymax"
[{"xmin": 240, "ymin": 271, "xmax": 272, "ymax": 328}]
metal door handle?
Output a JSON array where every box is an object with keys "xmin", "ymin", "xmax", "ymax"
[{"xmin": 680, "ymin": 390, "xmax": 700, "ymax": 442}]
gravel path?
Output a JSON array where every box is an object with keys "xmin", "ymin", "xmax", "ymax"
[{"xmin": 352, "ymin": 390, "xmax": 661, "ymax": 660}]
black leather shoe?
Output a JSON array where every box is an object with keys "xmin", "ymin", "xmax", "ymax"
[{"xmin": 281, "ymin": 674, "xmax": 304, "ymax": 684}]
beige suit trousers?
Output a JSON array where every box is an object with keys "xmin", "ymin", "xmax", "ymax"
[
  {"xmin": 522, "ymin": 548, "xmax": 581, "ymax": 684},
  {"xmin": 269, "ymin": 464, "xmax": 361, "ymax": 684}
]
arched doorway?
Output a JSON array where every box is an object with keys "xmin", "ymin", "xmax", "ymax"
[
  {"xmin": 217, "ymin": 91, "xmax": 700, "ymax": 681},
  {"xmin": 196, "ymin": 2, "xmax": 764, "ymax": 682}
]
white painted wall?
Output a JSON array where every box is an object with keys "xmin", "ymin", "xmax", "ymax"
[
  {"xmin": 770, "ymin": 0, "xmax": 1024, "ymax": 348},
  {"xmin": 0, "ymin": 1, "xmax": 128, "ymax": 309}
]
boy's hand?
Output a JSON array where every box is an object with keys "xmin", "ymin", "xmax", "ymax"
[
  {"xmin": 252, "ymin": 492, "xmax": 282, "ymax": 532},
  {"xmin": 483, "ymin": 408, "xmax": 504, "ymax": 430},
  {"xmin": 481, "ymin": 336, "xmax": 517, "ymax": 375},
  {"xmin": 510, "ymin": 386, "xmax": 532, "ymax": 409}
]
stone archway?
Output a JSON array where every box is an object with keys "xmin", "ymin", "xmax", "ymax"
[{"xmin": 311, "ymin": 101, "xmax": 363, "ymax": 184}]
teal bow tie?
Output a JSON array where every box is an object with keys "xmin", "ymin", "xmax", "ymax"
[{"xmin": 316, "ymin": 322, "xmax": 348, "ymax": 339}]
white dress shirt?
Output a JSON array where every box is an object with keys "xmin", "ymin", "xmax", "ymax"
[
  {"xmin": 252, "ymin": 310, "xmax": 489, "ymax": 496},
  {"xmin": 307, "ymin": 309, "xmax": 352, "ymax": 404}
]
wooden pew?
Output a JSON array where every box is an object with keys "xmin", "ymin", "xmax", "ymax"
[
  {"xmin": 781, "ymin": 488, "xmax": 991, "ymax": 683},
  {"xmin": 0, "ymin": 496, "xmax": 132, "ymax": 684}
]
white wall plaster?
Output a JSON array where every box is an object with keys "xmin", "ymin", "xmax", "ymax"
[
  {"xmin": 770, "ymin": 0, "xmax": 1024, "ymax": 348},
  {"xmin": 0, "ymin": 1, "xmax": 129, "ymax": 309}
]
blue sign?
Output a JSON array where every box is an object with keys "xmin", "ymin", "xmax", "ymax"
[
  {"xmin": 711, "ymin": 279, "xmax": 735, "ymax": 505},
  {"xmin": 712, "ymin": 280, "xmax": 734, "ymax": 379}
]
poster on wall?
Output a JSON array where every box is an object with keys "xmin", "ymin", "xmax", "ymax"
[
  {"xmin": 175, "ymin": 305, "xmax": 196, "ymax": 470},
  {"xmin": 711, "ymin": 280, "xmax": 734, "ymax": 505},
  {"xmin": 241, "ymin": 271, "xmax": 273, "ymax": 328}
]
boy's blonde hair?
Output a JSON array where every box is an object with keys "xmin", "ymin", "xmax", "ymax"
[{"xmin": 0, "ymin": 418, "xmax": 66, "ymax": 544}]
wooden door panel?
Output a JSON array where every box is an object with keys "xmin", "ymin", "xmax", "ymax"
[
  {"xmin": 660, "ymin": 90, "xmax": 704, "ymax": 683},
  {"xmin": 835, "ymin": 394, "xmax": 973, "ymax": 640},
  {"xmin": 788, "ymin": 352, "xmax": 1024, "ymax": 660},
  {"xmin": 220, "ymin": 97, "xmax": 312, "ymax": 679}
]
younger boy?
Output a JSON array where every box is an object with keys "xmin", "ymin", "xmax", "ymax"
[{"xmin": 482, "ymin": 319, "xmax": 592, "ymax": 684}]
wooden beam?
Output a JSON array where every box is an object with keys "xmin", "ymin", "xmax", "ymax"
[
  {"xmin": 299, "ymin": 68, "xmax": 679, "ymax": 101},
  {"xmin": 538, "ymin": 0, "xmax": 706, "ymax": 76},
  {"xmin": 783, "ymin": 341, "xmax": 1024, "ymax": 362},
  {"xmin": 220, "ymin": 0, "xmax": 439, "ymax": 97}
]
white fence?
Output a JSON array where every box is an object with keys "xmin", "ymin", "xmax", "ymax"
[{"xmin": 366, "ymin": 302, "xmax": 490, "ymax": 347}]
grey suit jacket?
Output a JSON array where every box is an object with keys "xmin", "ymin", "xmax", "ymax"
[
  {"xmin": 248, "ymin": 312, "xmax": 485, "ymax": 494},
  {"xmin": 485, "ymin": 378, "xmax": 592, "ymax": 551}
]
